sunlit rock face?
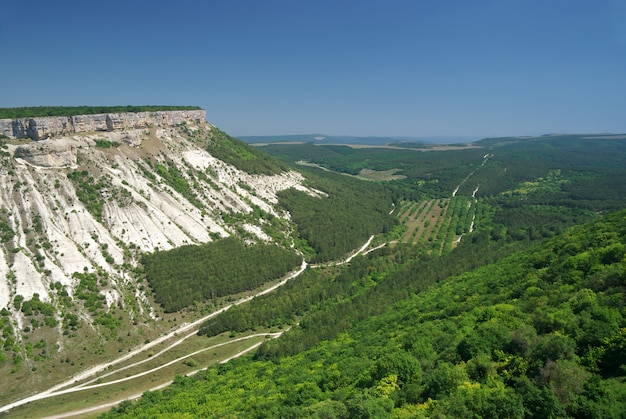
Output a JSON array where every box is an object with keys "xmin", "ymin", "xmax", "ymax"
[
  {"xmin": 13, "ymin": 138, "xmax": 78, "ymax": 167},
  {"xmin": 27, "ymin": 117, "xmax": 73, "ymax": 140},
  {"xmin": 0, "ymin": 112, "xmax": 316, "ymax": 323},
  {"xmin": 0, "ymin": 110, "xmax": 207, "ymax": 140}
]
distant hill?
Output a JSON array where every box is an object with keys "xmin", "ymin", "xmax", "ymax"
[{"xmin": 238, "ymin": 134, "xmax": 483, "ymax": 146}]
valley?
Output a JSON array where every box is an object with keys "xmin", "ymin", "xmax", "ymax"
[{"xmin": 1, "ymin": 109, "xmax": 626, "ymax": 417}]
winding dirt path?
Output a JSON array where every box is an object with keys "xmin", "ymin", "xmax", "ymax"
[
  {"xmin": 0, "ymin": 261, "xmax": 306, "ymax": 415},
  {"xmin": 2, "ymin": 235, "xmax": 376, "ymax": 417},
  {"xmin": 41, "ymin": 335, "xmax": 281, "ymax": 419}
]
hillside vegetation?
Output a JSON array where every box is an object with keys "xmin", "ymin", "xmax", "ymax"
[
  {"xmin": 142, "ymin": 238, "xmax": 302, "ymax": 312},
  {"xmin": 277, "ymin": 168, "xmax": 396, "ymax": 262},
  {"xmin": 3, "ymin": 126, "xmax": 626, "ymax": 417},
  {"xmin": 0, "ymin": 117, "xmax": 328, "ymax": 404},
  {"xmin": 207, "ymin": 127, "xmax": 290, "ymax": 175},
  {"xmin": 101, "ymin": 209, "xmax": 626, "ymax": 419},
  {"xmin": 92, "ymin": 134, "xmax": 626, "ymax": 418}
]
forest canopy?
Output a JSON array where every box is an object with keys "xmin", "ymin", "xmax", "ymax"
[
  {"xmin": 103, "ymin": 208, "xmax": 626, "ymax": 418},
  {"xmin": 142, "ymin": 237, "xmax": 302, "ymax": 312}
]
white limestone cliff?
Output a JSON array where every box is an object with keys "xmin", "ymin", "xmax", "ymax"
[
  {"xmin": 0, "ymin": 114, "xmax": 317, "ymax": 321},
  {"xmin": 0, "ymin": 110, "xmax": 206, "ymax": 140}
]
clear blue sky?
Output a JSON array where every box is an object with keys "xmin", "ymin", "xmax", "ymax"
[{"xmin": 1, "ymin": 0, "xmax": 625, "ymax": 138}]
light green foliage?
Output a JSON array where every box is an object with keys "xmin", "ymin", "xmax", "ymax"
[
  {"xmin": 94, "ymin": 139, "xmax": 121, "ymax": 148},
  {"xmin": 102, "ymin": 209, "xmax": 626, "ymax": 418}
]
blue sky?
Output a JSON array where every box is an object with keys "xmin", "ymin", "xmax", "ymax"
[{"xmin": 1, "ymin": 0, "xmax": 625, "ymax": 138}]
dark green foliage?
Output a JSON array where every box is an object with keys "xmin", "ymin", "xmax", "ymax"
[
  {"xmin": 256, "ymin": 229, "xmax": 527, "ymax": 361},
  {"xmin": 263, "ymin": 136, "xmax": 626, "ymax": 213},
  {"xmin": 19, "ymin": 294, "xmax": 55, "ymax": 318},
  {"xmin": 142, "ymin": 237, "xmax": 302, "ymax": 312},
  {"xmin": 74, "ymin": 272, "xmax": 107, "ymax": 312},
  {"xmin": 60, "ymin": 134, "xmax": 626, "ymax": 417},
  {"xmin": 278, "ymin": 170, "xmax": 396, "ymax": 262},
  {"xmin": 467, "ymin": 136, "xmax": 626, "ymax": 210},
  {"xmin": 95, "ymin": 312, "xmax": 121, "ymax": 330},
  {"xmin": 67, "ymin": 170, "xmax": 106, "ymax": 221},
  {"xmin": 199, "ymin": 252, "xmax": 398, "ymax": 337},
  {"xmin": 12, "ymin": 295, "xmax": 24, "ymax": 310},
  {"xmin": 198, "ymin": 269, "xmax": 323, "ymax": 336},
  {"xmin": 153, "ymin": 162, "xmax": 203, "ymax": 209},
  {"xmin": 206, "ymin": 128, "xmax": 288, "ymax": 175},
  {"xmin": 0, "ymin": 221, "xmax": 15, "ymax": 243},
  {"xmin": 0, "ymin": 105, "xmax": 202, "ymax": 119},
  {"xmin": 101, "ymin": 209, "xmax": 626, "ymax": 419},
  {"xmin": 94, "ymin": 139, "xmax": 121, "ymax": 148},
  {"xmin": 265, "ymin": 142, "xmax": 488, "ymax": 196}
]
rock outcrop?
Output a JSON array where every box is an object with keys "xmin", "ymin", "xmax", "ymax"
[
  {"xmin": 13, "ymin": 138, "xmax": 78, "ymax": 167},
  {"xmin": 0, "ymin": 110, "xmax": 206, "ymax": 140},
  {"xmin": 27, "ymin": 117, "xmax": 74, "ymax": 140}
]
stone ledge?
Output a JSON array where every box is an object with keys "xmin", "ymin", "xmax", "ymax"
[{"xmin": 0, "ymin": 109, "xmax": 206, "ymax": 140}]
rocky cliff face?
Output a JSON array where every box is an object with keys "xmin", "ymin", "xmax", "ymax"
[
  {"xmin": 0, "ymin": 116, "xmax": 320, "ymax": 397},
  {"xmin": 0, "ymin": 110, "xmax": 206, "ymax": 140},
  {"xmin": 1, "ymin": 116, "xmax": 315, "ymax": 307},
  {"xmin": 13, "ymin": 138, "xmax": 78, "ymax": 167}
]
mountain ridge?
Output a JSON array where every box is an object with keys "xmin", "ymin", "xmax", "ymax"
[{"xmin": 0, "ymin": 114, "xmax": 319, "ymax": 401}]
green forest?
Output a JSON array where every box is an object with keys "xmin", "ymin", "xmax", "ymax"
[
  {"xmin": 206, "ymin": 128, "xmax": 290, "ymax": 175},
  {"xmin": 102, "ymin": 207, "xmax": 626, "ymax": 419},
  {"xmin": 277, "ymin": 169, "xmax": 397, "ymax": 262},
  {"xmin": 98, "ymin": 134, "xmax": 626, "ymax": 418},
  {"xmin": 142, "ymin": 237, "xmax": 302, "ymax": 312}
]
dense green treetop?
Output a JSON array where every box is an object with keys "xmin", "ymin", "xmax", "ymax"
[
  {"xmin": 0, "ymin": 105, "xmax": 202, "ymax": 119},
  {"xmin": 278, "ymin": 167, "xmax": 396, "ymax": 262},
  {"xmin": 142, "ymin": 237, "xmax": 302, "ymax": 312},
  {"xmin": 101, "ymin": 208, "xmax": 626, "ymax": 418}
]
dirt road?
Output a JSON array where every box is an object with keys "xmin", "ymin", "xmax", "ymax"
[{"xmin": 2, "ymin": 235, "xmax": 376, "ymax": 417}]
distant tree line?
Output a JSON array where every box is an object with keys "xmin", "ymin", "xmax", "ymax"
[
  {"xmin": 0, "ymin": 105, "xmax": 202, "ymax": 119},
  {"xmin": 262, "ymin": 136, "xmax": 626, "ymax": 209}
]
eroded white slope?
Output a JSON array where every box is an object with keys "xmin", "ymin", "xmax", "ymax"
[{"xmin": 0, "ymin": 121, "xmax": 316, "ymax": 332}]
